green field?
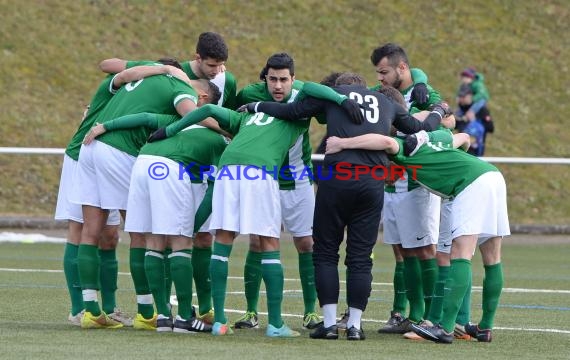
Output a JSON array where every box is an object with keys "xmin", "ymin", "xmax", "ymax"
[
  {"xmin": 0, "ymin": 0, "xmax": 569, "ymax": 224},
  {"xmin": 1, "ymin": 233, "xmax": 569, "ymax": 359}
]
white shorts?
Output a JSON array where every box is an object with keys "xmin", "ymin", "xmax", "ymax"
[
  {"xmin": 451, "ymin": 171, "xmax": 510, "ymax": 240},
  {"xmin": 209, "ymin": 165, "xmax": 281, "ymax": 238},
  {"xmin": 382, "ymin": 187, "xmax": 441, "ymax": 248},
  {"xmin": 436, "ymin": 199, "xmax": 453, "ymax": 254},
  {"xmin": 124, "ymin": 155, "xmax": 208, "ymax": 237},
  {"xmin": 55, "ymin": 154, "xmax": 120, "ymax": 225},
  {"xmin": 280, "ymin": 184, "xmax": 315, "ymax": 237},
  {"xmin": 70, "ymin": 141, "xmax": 136, "ymax": 210}
]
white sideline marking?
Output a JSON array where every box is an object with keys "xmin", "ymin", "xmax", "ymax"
[
  {"xmin": 0, "ymin": 232, "xmax": 66, "ymax": 244},
  {"xmin": 1, "ymin": 268, "xmax": 570, "ymax": 295},
  {"xmin": 1, "ymin": 267, "xmax": 569, "ymax": 335}
]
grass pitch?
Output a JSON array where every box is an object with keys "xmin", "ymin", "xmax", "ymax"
[{"xmin": 0, "ymin": 233, "xmax": 569, "ymax": 359}]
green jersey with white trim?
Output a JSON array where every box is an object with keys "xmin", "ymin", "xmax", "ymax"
[
  {"xmin": 164, "ymin": 105, "xmax": 309, "ymax": 179},
  {"xmin": 64, "ymin": 60, "xmax": 152, "ymax": 160},
  {"xmin": 96, "ymin": 75, "xmax": 197, "ymax": 157},
  {"xmin": 236, "ymin": 80, "xmax": 312, "ymax": 189},
  {"xmin": 181, "ymin": 61, "xmax": 237, "ymax": 109},
  {"xmin": 391, "ymin": 137, "xmax": 499, "ymax": 198},
  {"xmin": 139, "ymin": 123, "xmax": 228, "ymax": 183},
  {"xmin": 384, "ymin": 72, "xmax": 443, "ymax": 193}
]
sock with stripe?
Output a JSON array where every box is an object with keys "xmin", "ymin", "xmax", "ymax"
[
  {"xmin": 77, "ymin": 244, "xmax": 101, "ymax": 315},
  {"xmin": 262, "ymin": 251, "xmax": 284, "ymax": 328},
  {"xmin": 130, "ymin": 247, "xmax": 154, "ymax": 319},
  {"xmin": 210, "ymin": 242, "xmax": 232, "ymax": 324},
  {"xmin": 170, "ymin": 249, "xmax": 194, "ymax": 319},
  {"xmin": 144, "ymin": 250, "xmax": 169, "ymax": 316}
]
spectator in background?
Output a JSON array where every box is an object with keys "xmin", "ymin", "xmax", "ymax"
[
  {"xmin": 455, "ymin": 84, "xmax": 494, "ymax": 156},
  {"xmin": 456, "ymin": 67, "xmax": 490, "ymax": 122}
]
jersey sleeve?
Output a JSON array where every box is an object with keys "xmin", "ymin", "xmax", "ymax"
[
  {"xmin": 172, "ymin": 80, "xmax": 198, "ymax": 106},
  {"xmin": 165, "ymin": 104, "xmax": 234, "ymax": 137},
  {"xmin": 256, "ymin": 97, "xmax": 326, "ymax": 121},
  {"xmin": 103, "ymin": 113, "xmax": 165, "ymax": 131},
  {"xmin": 393, "ymin": 105, "xmax": 442, "ymax": 133}
]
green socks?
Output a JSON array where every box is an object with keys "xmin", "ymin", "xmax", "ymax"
[
  {"xmin": 420, "ymin": 258, "xmax": 438, "ymax": 319},
  {"xmin": 163, "ymin": 247, "xmax": 172, "ymax": 305},
  {"xmin": 144, "ymin": 250, "xmax": 169, "ymax": 316},
  {"xmin": 441, "ymin": 259, "xmax": 472, "ymax": 332},
  {"xmin": 427, "ymin": 265, "xmax": 449, "ymax": 324},
  {"xmin": 99, "ymin": 249, "xmax": 118, "ymax": 314},
  {"xmin": 192, "ymin": 246, "xmax": 212, "ymax": 315},
  {"xmin": 262, "ymin": 251, "xmax": 284, "ymax": 328},
  {"xmin": 130, "ymin": 247, "xmax": 154, "ymax": 319},
  {"xmin": 63, "ymin": 243, "xmax": 84, "ymax": 315},
  {"xmin": 392, "ymin": 261, "xmax": 407, "ymax": 314},
  {"xmin": 243, "ymin": 250, "xmax": 262, "ymax": 313},
  {"xmin": 403, "ymin": 256, "xmax": 424, "ymax": 322},
  {"xmin": 210, "ymin": 242, "xmax": 233, "ymax": 324},
  {"xmin": 77, "ymin": 244, "xmax": 101, "ymax": 315},
  {"xmin": 298, "ymin": 252, "xmax": 317, "ymax": 314},
  {"xmin": 456, "ymin": 274, "xmax": 472, "ymax": 326},
  {"xmin": 170, "ymin": 250, "xmax": 194, "ymax": 319},
  {"xmin": 479, "ymin": 263, "xmax": 503, "ymax": 329}
]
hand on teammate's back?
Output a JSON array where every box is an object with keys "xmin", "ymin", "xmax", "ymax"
[
  {"xmin": 236, "ymin": 102, "xmax": 258, "ymax": 113},
  {"xmin": 340, "ymin": 98, "xmax": 365, "ymax": 124},
  {"xmin": 410, "ymin": 83, "xmax": 428, "ymax": 105},
  {"xmin": 147, "ymin": 128, "xmax": 167, "ymax": 142}
]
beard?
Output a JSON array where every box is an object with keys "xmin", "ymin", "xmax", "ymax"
[{"xmin": 391, "ymin": 72, "xmax": 402, "ymax": 90}]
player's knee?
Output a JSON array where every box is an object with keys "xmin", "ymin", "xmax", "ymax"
[
  {"xmin": 293, "ymin": 235, "xmax": 313, "ymax": 252},
  {"xmin": 99, "ymin": 225, "xmax": 119, "ymax": 249}
]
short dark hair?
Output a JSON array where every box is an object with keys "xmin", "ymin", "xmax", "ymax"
[
  {"xmin": 370, "ymin": 43, "xmax": 409, "ymax": 68},
  {"xmin": 157, "ymin": 57, "xmax": 181, "ymax": 69},
  {"xmin": 320, "ymin": 72, "xmax": 343, "ymax": 87},
  {"xmin": 335, "ymin": 72, "xmax": 367, "ymax": 87},
  {"xmin": 377, "ymin": 86, "xmax": 406, "ymax": 108},
  {"xmin": 259, "ymin": 53, "xmax": 295, "ymax": 81},
  {"xmin": 205, "ymin": 81, "xmax": 222, "ymax": 105},
  {"xmin": 196, "ymin": 32, "xmax": 228, "ymax": 61}
]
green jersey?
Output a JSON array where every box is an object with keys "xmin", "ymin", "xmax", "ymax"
[
  {"xmin": 96, "ymin": 75, "xmax": 198, "ymax": 157},
  {"xmin": 64, "ymin": 60, "xmax": 151, "ymax": 160},
  {"xmin": 383, "ymin": 70, "xmax": 443, "ymax": 193},
  {"xmin": 236, "ymin": 80, "xmax": 312, "ymax": 189},
  {"xmin": 391, "ymin": 137, "xmax": 499, "ymax": 199},
  {"xmin": 181, "ymin": 61, "xmax": 237, "ymax": 109},
  {"xmin": 165, "ymin": 105, "xmax": 309, "ymax": 179},
  {"xmin": 139, "ymin": 124, "xmax": 228, "ymax": 183}
]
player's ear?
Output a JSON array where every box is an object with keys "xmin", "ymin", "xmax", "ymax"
[{"xmin": 194, "ymin": 53, "xmax": 201, "ymax": 62}]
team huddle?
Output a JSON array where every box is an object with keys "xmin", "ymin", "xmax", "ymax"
[{"xmin": 55, "ymin": 32, "xmax": 509, "ymax": 343}]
